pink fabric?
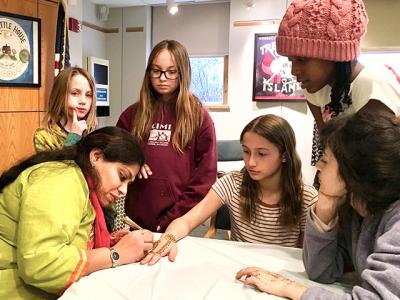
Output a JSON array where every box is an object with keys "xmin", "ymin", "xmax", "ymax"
[
  {"xmin": 85, "ymin": 175, "xmax": 111, "ymax": 248},
  {"xmin": 276, "ymin": 0, "xmax": 368, "ymax": 62}
]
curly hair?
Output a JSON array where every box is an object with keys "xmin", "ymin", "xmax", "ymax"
[{"xmin": 320, "ymin": 110, "xmax": 400, "ymax": 214}]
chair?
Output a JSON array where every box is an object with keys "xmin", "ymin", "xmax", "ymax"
[{"xmin": 204, "ymin": 140, "xmax": 243, "ymax": 240}]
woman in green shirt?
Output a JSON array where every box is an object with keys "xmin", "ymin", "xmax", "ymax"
[{"xmin": 0, "ymin": 126, "xmax": 153, "ymax": 299}]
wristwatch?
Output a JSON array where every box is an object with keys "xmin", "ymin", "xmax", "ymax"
[{"xmin": 109, "ymin": 247, "xmax": 120, "ymax": 268}]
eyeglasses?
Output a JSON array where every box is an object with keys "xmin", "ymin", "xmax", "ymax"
[{"xmin": 149, "ymin": 68, "xmax": 179, "ymax": 80}]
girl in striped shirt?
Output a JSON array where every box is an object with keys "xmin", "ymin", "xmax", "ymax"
[{"xmin": 142, "ymin": 114, "xmax": 317, "ymax": 265}]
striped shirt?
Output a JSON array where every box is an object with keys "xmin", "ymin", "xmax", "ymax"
[{"xmin": 212, "ymin": 171, "xmax": 318, "ymax": 247}]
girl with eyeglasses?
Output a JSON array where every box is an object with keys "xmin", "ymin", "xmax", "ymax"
[{"xmin": 116, "ymin": 40, "xmax": 217, "ymax": 233}]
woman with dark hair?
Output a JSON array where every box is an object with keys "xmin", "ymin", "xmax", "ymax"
[
  {"xmin": 275, "ymin": 0, "xmax": 400, "ymax": 187},
  {"xmin": 236, "ymin": 111, "xmax": 400, "ymax": 299},
  {"xmin": 0, "ymin": 127, "xmax": 153, "ymax": 300}
]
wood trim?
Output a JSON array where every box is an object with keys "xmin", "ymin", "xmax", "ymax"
[
  {"xmin": 82, "ymin": 21, "xmax": 119, "ymax": 33},
  {"xmin": 206, "ymin": 104, "xmax": 230, "ymax": 112},
  {"xmin": 223, "ymin": 55, "xmax": 229, "ymax": 106},
  {"xmin": 126, "ymin": 27, "xmax": 144, "ymax": 33},
  {"xmin": 233, "ymin": 19, "xmax": 280, "ymax": 27}
]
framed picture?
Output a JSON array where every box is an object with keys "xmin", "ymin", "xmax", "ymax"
[
  {"xmin": 253, "ymin": 33, "xmax": 304, "ymax": 101},
  {"xmin": 0, "ymin": 11, "xmax": 41, "ymax": 87}
]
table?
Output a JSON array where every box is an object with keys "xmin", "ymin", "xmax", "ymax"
[{"xmin": 60, "ymin": 236, "xmax": 351, "ymax": 300}]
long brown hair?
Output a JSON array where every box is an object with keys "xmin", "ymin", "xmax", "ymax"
[
  {"xmin": 239, "ymin": 114, "xmax": 303, "ymax": 228},
  {"xmin": 131, "ymin": 40, "xmax": 202, "ymax": 152},
  {"xmin": 44, "ymin": 67, "xmax": 97, "ymax": 132}
]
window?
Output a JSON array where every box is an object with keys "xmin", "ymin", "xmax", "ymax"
[{"xmin": 190, "ymin": 55, "xmax": 228, "ymax": 111}]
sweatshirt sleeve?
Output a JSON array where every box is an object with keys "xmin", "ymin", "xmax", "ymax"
[
  {"xmin": 302, "ymin": 205, "xmax": 400, "ymax": 300},
  {"xmin": 16, "ymin": 168, "xmax": 90, "ymax": 294},
  {"xmin": 302, "ymin": 208, "xmax": 352, "ymax": 284},
  {"xmin": 158, "ymin": 109, "xmax": 217, "ymax": 230}
]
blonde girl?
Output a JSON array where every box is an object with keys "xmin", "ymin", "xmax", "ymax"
[{"xmin": 34, "ymin": 67, "xmax": 97, "ymax": 152}]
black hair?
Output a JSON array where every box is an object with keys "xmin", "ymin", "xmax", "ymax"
[
  {"xmin": 0, "ymin": 126, "xmax": 145, "ymax": 192},
  {"xmin": 320, "ymin": 110, "xmax": 400, "ymax": 214},
  {"xmin": 328, "ymin": 62, "xmax": 353, "ymax": 114}
]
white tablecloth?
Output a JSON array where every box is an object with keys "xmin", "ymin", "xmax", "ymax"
[{"xmin": 60, "ymin": 236, "xmax": 351, "ymax": 300}]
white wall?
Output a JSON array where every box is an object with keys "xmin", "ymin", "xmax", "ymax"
[
  {"xmin": 121, "ymin": 6, "xmax": 152, "ymax": 112},
  {"xmin": 80, "ymin": 1, "xmax": 151, "ymax": 127},
  {"xmin": 67, "ymin": 0, "xmax": 83, "ymax": 67},
  {"xmin": 153, "ymin": 3, "xmax": 230, "ymax": 55}
]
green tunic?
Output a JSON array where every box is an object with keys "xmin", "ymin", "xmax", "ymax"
[
  {"xmin": 33, "ymin": 122, "xmax": 81, "ymax": 152},
  {"xmin": 0, "ymin": 161, "xmax": 95, "ymax": 299}
]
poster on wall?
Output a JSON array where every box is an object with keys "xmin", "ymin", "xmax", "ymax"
[
  {"xmin": 253, "ymin": 33, "xmax": 304, "ymax": 101},
  {"xmin": 0, "ymin": 11, "xmax": 41, "ymax": 87}
]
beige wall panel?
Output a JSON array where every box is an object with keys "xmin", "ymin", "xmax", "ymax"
[{"xmin": 0, "ymin": 112, "xmax": 38, "ymax": 172}]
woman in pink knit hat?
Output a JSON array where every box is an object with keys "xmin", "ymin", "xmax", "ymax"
[{"xmin": 277, "ymin": 0, "xmax": 400, "ymax": 189}]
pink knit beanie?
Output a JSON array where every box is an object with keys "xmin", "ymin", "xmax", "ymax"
[{"xmin": 276, "ymin": 0, "xmax": 368, "ymax": 62}]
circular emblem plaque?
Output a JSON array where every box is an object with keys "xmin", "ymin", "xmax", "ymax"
[{"xmin": 0, "ymin": 18, "xmax": 31, "ymax": 81}]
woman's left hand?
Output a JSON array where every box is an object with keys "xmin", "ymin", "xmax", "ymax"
[
  {"xmin": 140, "ymin": 233, "xmax": 178, "ymax": 266},
  {"xmin": 110, "ymin": 229, "xmax": 130, "ymax": 246},
  {"xmin": 236, "ymin": 267, "xmax": 307, "ymax": 300}
]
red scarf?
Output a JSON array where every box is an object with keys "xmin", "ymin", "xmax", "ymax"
[{"xmin": 85, "ymin": 175, "xmax": 110, "ymax": 248}]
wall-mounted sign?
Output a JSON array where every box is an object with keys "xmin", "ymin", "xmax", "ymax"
[
  {"xmin": 0, "ymin": 11, "xmax": 41, "ymax": 87},
  {"xmin": 87, "ymin": 56, "xmax": 110, "ymax": 117},
  {"xmin": 253, "ymin": 33, "xmax": 304, "ymax": 102}
]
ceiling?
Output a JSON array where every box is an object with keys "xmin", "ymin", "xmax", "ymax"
[{"xmin": 88, "ymin": 0, "xmax": 229, "ymax": 8}]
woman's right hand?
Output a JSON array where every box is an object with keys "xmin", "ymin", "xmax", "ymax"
[
  {"xmin": 137, "ymin": 163, "xmax": 152, "ymax": 179},
  {"xmin": 140, "ymin": 233, "xmax": 178, "ymax": 266},
  {"xmin": 113, "ymin": 230, "xmax": 154, "ymax": 264}
]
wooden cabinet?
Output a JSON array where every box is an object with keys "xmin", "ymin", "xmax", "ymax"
[{"xmin": 0, "ymin": 0, "xmax": 60, "ymax": 172}]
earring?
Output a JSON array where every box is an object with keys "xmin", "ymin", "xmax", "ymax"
[{"xmin": 91, "ymin": 161, "xmax": 96, "ymax": 168}]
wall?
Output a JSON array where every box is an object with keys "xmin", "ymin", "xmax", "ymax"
[
  {"xmin": 81, "ymin": 2, "xmax": 151, "ymax": 127},
  {"xmin": 0, "ymin": 0, "xmax": 61, "ymax": 172},
  {"xmin": 362, "ymin": 0, "xmax": 400, "ymax": 50},
  {"xmin": 67, "ymin": 0, "xmax": 83, "ymax": 67},
  {"xmin": 152, "ymin": 3, "xmax": 230, "ymax": 55}
]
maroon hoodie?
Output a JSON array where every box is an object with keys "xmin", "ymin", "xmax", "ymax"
[{"xmin": 116, "ymin": 102, "xmax": 217, "ymax": 231}]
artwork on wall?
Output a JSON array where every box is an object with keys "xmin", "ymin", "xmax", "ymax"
[
  {"xmin": 253, "ymin": 33, "xmax": 304, "ymax": 101},
  {"xmin": 0, "ymin": 11, "xmax": 41, "ymax": 87}
]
